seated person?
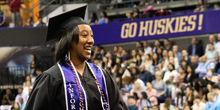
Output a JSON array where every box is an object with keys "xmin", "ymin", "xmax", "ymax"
[{"xmin": 127, "ymin": 96, "xmax": 138, "ymax": 110}]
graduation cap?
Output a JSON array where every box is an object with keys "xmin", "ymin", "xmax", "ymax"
[{"xmin": 46, "ymin": 5, "xmax": 88, "ymax": 42}]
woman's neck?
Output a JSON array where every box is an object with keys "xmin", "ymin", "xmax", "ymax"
[{"xmin": 70, "ymin": 55, "xmax": 86, "ymax": 76}]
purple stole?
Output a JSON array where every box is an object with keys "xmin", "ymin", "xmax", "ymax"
[{"xmin": 57, "ymin": 61, "xmax": 110, "ymax": 110}]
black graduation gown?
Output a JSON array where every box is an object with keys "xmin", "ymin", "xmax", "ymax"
[{"xmin": 24, "ymin": 64, "xmax": 128, "ymax": 110}]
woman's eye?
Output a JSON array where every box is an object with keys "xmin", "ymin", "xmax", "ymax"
[{"xmin": 91, "ymin": 35, "xmax": 94, "ymax": 38}]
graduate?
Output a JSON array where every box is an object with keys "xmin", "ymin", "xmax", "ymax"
[{"xmin": 24, "ymin": 5, "xmax": 128, "ymax": 110}]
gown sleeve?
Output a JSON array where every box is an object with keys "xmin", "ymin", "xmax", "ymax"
[
  {"xmin": 102, "ymin": 69, "xmax": 129, "ymax": 110},
  {"xmin": 24, "ymin": 72, "xmax": 62, "ymax": 110}
]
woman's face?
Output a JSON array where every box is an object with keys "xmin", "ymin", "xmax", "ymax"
[
  {"xmin": 168, "ymin": 57, "xmax": 174, "ymax": 64},
  {"xmin": 26, "ymin": 76, "xmax": 31, "ymax": 81},
  {"xmin": 162, "ymin": 50, "xmax": 168, "ymax": 57},
  {"xmin": 116, "ymin": 58, "xmax": 121, "ymax": 64},
  {"xmin": 168, "ymin": 51, "xmax": 173, "ymax": 57},
  {"xmin": 178, "ymin": 68, "xmax": 184, "ymax": 73},
  {"xmin": 119, "ymin": 47, "xmax": 123, "ymax": 52},
  {"xmin": 198, "ymin": 0, "xmax": 203, "ymax": 5},
  {"xmin": 122, "ymin": 50, "xmax": 126, "ymax": 56},
  {"xmin": 153, "ymin": 53, "xmax": 158, "ymax": 59},
  {"xmin": 207, "ymin": 84, "xmax": 212, "ymax": 90},
  {"xmin": 155, "ymin": 74, "xmax": 161, "ymax": 80},
  {"xmin": 187, "ymin": 66, "xmax": 192, "ymax": 73},
  {"xmin": 100, "ymin": 49, "xmax": 105, "ymax": 55},
  {"xmin": 155, "ymin": 40, "xmax": 160, "ymax": 46},
  {"xmin": 168, "ymin": 64, "xmax": 173, "ymax": 70},
  {"xmin": 6, "ymin": 89, "xmax": 11, "ymax": 94},
  {"xmin": 100, "ymin": 12, "xmax": 104, "ymax": 17},
  {"xmin": 181, "ymin": 61, "xmax": 187, "ymax": 66},
  {"xmin": 26, "ymin": 81, "xmax": 31, "ymax": 87},
  {"xmin": 102, "ymin": 57, "xmax": 107, "ymax": 62},
  {"xmin": 138, "ymin": 50, "xmax": 144, "ymax": 55},
  {"xmin": 140, "ymin": 94, "xmax": 143, "ymax": 99},
  {"xmin": 14, "ymin": 103, "xmax": 19, "ymax": 109},
  {"xmin": 186, "ymin": 88, "xmax": 191, "ymax": 94},
  {"xmin": 157, "ymin": 48, "xmax": 162, "ymax": 54},
  {"xmin": 134, "ymin": 82, "xmax": 140, "ymax": 89},
  {"xmin": 143, "ymin": 41, "xmax": 148, "ymax": 47},
  {"xmin": 132, "ymin": 50, "xmax": 136, "ymax": 57},
  {"xmin": 134, "ymin": 8, "xmax": 138, "ymax": 12},
  {"xmin": 209, "ymin": 44, "xmax": 214, "ymax": 50},
  {"xmin": 131, "ymin": 68, "xmax": 137, "ymax": 75},
  {"xmin": 136, "ymin": 42, "xmax": 141, "ymax": 48},
  {"xmin": 119, "ymin": 68, "xmax": 123, "ymax": 74},
  {"xmin": 27, "ymin": 18, "xmax": 31, "ymax": 23},
  {"xmin": 71, "ymin": 24, "xmax": 94, "ymax": 61},
  {"xmin": 147, "ymin": 82, "xmax": 152, "ymax": 89},
  {"xmin": 145, "ymin": 55, "xmax": 150, "ymax": 60},
  {"xmin": 136, "ymin": 55, "xmax": 141, "ymax": 60},
  {"xmin": 113, "ymin": 46, "xmax": 118, "ymax": 52}
]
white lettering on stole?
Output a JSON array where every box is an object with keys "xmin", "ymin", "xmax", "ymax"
[
  {"xmin": 79, "ymin": 102, "xmax": 83, "ymax": 110},
  {"xmin": 68, "ymin": 83, "xmax": 76, "ymax": 109}
]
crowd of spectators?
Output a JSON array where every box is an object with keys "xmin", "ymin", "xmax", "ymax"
[
  {"xmin": 1, "ymin": 33, "xmax": 220, "ymax": 110},
  {"xmin": 88, "ymin": 33, "xmax": 220, "ymax": 110},
  {"xmin": 1, "ymin": 72, "xmax": 42, "ymax": 110}
]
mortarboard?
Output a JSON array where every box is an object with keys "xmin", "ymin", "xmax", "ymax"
[{"xmin": 46, "ymin": 5, "xmax": 88, "ymax": 42}]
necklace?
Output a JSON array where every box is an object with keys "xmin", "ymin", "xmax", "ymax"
[{"xmin": 69, "ymin": 60, "xmax": 109, "ymax": 110}]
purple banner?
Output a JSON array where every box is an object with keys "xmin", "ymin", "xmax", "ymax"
[{"xmin": 91, "ymin": 10, "xmax": 220, "ymax": 45}]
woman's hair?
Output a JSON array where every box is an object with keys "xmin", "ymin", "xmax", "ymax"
[
  {"xmin": 199, "ymin": 0, "xmax": 205, "ymax": 5},
  {"xmin": 152, "ymin": 53, "xmax": 159, "ymax": 66},
  {"xmin": 157, "ymin": 48, "xmax": 163, "ymax": 58},
  {"xmin": 141, "ymin": 91, "xmax": 148, "ymax": 99},
  {"xmin": 92, "ymin": 12, "xmax": 98, "ymax": 20},
  {"xmin": 122, "ymin": 76, "xmax": 131, "ymax": 84},
  {"xmin": 164, "ymin": 98, "xmax": 172, "ymax": 108},
  {"xmin": 134, "ymin": 7, "xmax": 140, "ymax": 12},
  {"xmin": 155, "ymin": 39, "xmax": 161, "ymax": 47},
  {"xmin": 187, "ymin": 65, "xmax": 195, "ymax": 75},
  {"xmin": 168, "ymin": 50, "xmax": 174, "ymax": 58},
  {"xmin": 186, "ymin": 86, "xmax": 193, "ymax": 92},
  {"xmin": 133, "ymin": 92, "xmax": 140, "ymax": 100},
  {"xmin": 137, "ymin": 41, "xmax": 143, "ymax": 48},
  {"xmin": 177, "ymin": 92, "xmax": 184, "ymax": 108},
  {"xmin": 116, "ymin": 67, "xmax": 125, "ymax": 77},
  {"xmin": 136, "ymin": 54, "xmax": 142, "ymax": 66},
  {"xmin": 169, "ymin": 63, "xmax": 175, "ymax": 70},
  {"xmin": 55, "ymin": 26, "xmax": 79, "ymax": 66},
  {"xmin": 186, "ymin": 86, "xmax": 194, "ymax": 102},
  {"xmin": 101, "ymin": 11, "xmax": 108, "ymax": 18},
  {"xmin": 146, "ymin": 54, "xmax": 152, "ymax": 60},
  {"xmin": 181, "ymin": 60, "xmax": 188, "ymax": 66}
]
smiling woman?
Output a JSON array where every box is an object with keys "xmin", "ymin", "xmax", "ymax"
[{"xmin": 24, "ymin": 5, "xmax": 128, "ymax": 110}]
